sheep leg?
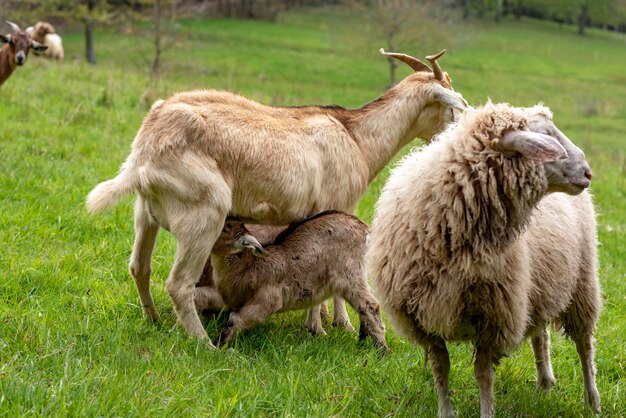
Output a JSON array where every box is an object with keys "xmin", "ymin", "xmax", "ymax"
[
  {"xmin": 531, "ymin": 327, "xmax": 556, "ymax": 392},
  {"xmin": 332, "ymin": 297, "xmax": 355, "ymax": 332},
  {"xmin": 305, "ymin": 304, "xmax": 327, "ymax": 336},
  {"xmin": 165, "ymin": 203, "xmax": 226, "ymax": 342},
  {"xmin": 214, "ymin": 289, "xmax": 281, "ymax": 347},
  {"xmin": 474, "ymin": 346, "xmax": 496, "ymax": 418},
  {"xmin": 129, "ymin": 197, "xmax": 161, "ymax": 322},
  {"xmin": 573, "ymin": 333, "xmax": 601, "ymax": 414},
  {"xmin": 427, "ymin": 339, "xmax": 455, "ymax": 418}
]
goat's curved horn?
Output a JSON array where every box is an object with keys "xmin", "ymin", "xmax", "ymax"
[
  {"xmin": 6, "ymin": 21, "xmax": 21, "ymax": 32},
  {"xmin": 426, "ymin": 49, "xmax": 446, "ymax": 81},
  {"xmin": 379, "ymin": 48, "xmax": 432, "ymax": 73}
]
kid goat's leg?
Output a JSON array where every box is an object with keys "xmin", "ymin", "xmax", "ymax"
[
  {"xmin": 129, "ymin": 197, "xmax": 161, "ymax": 322},
  {"xmin": 531, "ymin": 327, "xmax": 556, "ymax": 391},
  {"xmin": 332, "ymin": 297, "xmax": 355, "ymax": 332},
  {"xmin": 214, "ymin": 289, "xmax": 282, "ymax": 347}
]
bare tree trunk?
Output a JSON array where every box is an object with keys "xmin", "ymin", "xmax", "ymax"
[
  {"xmin": 495, "ymin": 0, "xmax": 503, "ymax": 22},
  {"xmin": 85, "ymin": 21, "xmax": 96, "ymax": 64},
  {"xmin": 463, "ymin": 0, "xmax": 471, "ymax": 19},
  {"xmin": 85, "ymin": 0, "xmax": 96, "ymax": 65},
  {"xmin": 514, "ymin": 0, "xmax": 522, "ymax": 20},
  {"xmin": 386, "ymin": 39, "xmax": 397, "ymax": 87},
  {"xmin": 151, "ymin": 0, "xmax": 163, "ymax": 84},
  {"xmin": 477, "ymin": 0, "xmax": 485, "ymax": 18},
  {"xmin": 578, "ymin": 1, "xmax": 588, "ymax": 35}
]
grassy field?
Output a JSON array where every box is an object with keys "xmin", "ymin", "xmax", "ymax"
[{"xmin": 1, "ymin": 7, "xmax": 625, "ymax": 416}]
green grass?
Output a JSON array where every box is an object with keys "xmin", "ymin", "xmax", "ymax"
[{"xmin": 1, "ymin": 7, "xmax": 625, "ymax": 417}]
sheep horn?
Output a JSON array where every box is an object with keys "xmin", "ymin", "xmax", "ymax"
[
  {"xmin": 6, "ymin": 21, "xmax": 21, "ymax": 32},
  {"xmin": 426, "ymin": 49, "xmax": 446, "ymax": 81},
  {"xmin": 379, "ymin": 48, "xmax": 432, "ymax": 73}
]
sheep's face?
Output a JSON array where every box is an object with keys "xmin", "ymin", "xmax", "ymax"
[
  {"xmin": 493, "ymin": 110, "xmax": 592, "ymax": 196},
  {"xmin": 525, "ymin": 113, "xmax": 592, "ymax": 196},
  {"xmin": 218, "ymin": 218, "xmax": 269, "ymax": 258},
  {"xmin": 0, "ymin": 26, "xmax": 47, "ymax": 66}
]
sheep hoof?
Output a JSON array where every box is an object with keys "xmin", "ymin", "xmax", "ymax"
[{"xmin": 536, "ymin": 376, "xmax": 556, "ymax": 392}]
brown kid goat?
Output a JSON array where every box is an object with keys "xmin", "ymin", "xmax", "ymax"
[
  {"xmin": 0, "ymin": 21, "xmax": 46, "ymax": 87},
  {"xmin": 210, "ymin": 211, "xmax": 388, "ymax": 353}
]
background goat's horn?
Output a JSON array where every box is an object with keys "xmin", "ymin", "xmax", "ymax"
[
  {"xmin": 6, "ymin": 21, "xmax": 21, "ymax": 32},
  {"xmin": 426, "ymin": 49, "xmax": 446, "ymax": 81},
  {"xmin": 379, "ymin": 48, "xmax": 432, "ymax": 73}
]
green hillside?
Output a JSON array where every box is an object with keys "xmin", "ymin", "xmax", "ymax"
[{"xmin": 1, "ymin": 7, "xmax": 624, "ymax": 416}]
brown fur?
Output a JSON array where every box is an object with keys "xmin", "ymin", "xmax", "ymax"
[
  {"xmin": 0, "ymin": 24, "xmax": 46, "ymax": 87},
  {"xmin": 367, "ymin": 102, "xmax": 601, "ymax": 417},
  {"xmin": 210, "ymin": 211, "xmax": 388, "ymax": 353},
  {"xmin": 86, "ymin": 55, "xmax": 469, "ymax": 344},
  {"xmin": 194, "ymin": 223, "xmax": 284, "ymax": 313}
]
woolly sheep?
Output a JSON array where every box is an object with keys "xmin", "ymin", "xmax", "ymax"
[
  {"xmin": 86, "ymin": 49, "xmax": 469, "ymax": 344},
  {"xmin": 209, "ymin": 211, "xmax": 388, "ymax": 352},
  {"xmin": 366, "ymin": 102, "xmax": 600, "ymax": 417},
  {"xmin": 26, "ymin": 22, "xmax": 64, "ymax": 60}
]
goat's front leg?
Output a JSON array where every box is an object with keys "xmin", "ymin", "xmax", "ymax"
[
  {"xmin": 531, "ymin": 327, "xmax": 556, "ymax": 392},
  {"xmin": 214, "ymin": 289, "xmax": 281, "ymax": 347}
]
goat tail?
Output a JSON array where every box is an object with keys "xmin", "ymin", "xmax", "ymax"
[{"xmin": 86, "ymin": 163, "xmax": 137, "ymax": 215}]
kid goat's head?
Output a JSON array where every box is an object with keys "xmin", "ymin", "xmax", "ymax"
[
  {"xmin": 1, "ymin": 21, "xmax": 47, "ymax": 66},
  {"xmin": 217, "ymin": 218, "xmax": 269, "ymax": 258},
  {"xmin": 380, "ymin": 48, "xmax": 470, "ymax": 140}
]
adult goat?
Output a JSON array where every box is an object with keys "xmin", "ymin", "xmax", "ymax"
[{"xmin": 87, "ymin": 49, "xmax": 469, "ymax": 344}]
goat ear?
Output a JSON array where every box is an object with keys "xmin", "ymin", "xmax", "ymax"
[
  {"xmin": 0, "ymin": 34, "xmax": 10, "ymax": 44},
  {"xmin": 241, "ymin": 234, "xmax": 269, "ymax": 258},
  {"xmin": 433, "ymin": 85, "xmax": 470, "ymax": 111},
  {"xmin": 31, "ymin": 40, "xmax": 47, "ymax": 51},
  {"xmin": 494, "ymin": 130, "xmax": 567, "ymax": 162}
]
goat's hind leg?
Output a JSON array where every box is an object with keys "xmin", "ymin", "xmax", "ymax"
[
  {"xmin": 166, "ymin": 201, "xmax": 227, "ymax": 342},
  {"xmin": 129, "ymin": 197, "xmax": 161, "ymax": 322}
]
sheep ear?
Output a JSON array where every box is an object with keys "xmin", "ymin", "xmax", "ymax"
[
  {"xmin": 241, "ymin": 234, "xmax": 269, "ymax": 258},
  {"xmin": 433, "ymin": 85, "xmax": 470, "ymax": 111},
  {"xmin": 0, "ymin": 34, "xmax": 10, "ymax": 44},
  {"xmin": 30, "ymin": 40, "xmax": 47, "ymax": 51},
  {"xmin": 495, "ymin": 130, "xmax": 567, "ymax": 162}
]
